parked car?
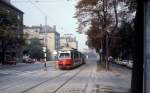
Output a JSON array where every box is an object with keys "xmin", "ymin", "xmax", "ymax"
[
  {"xmin": 26, "ymin": 58, "xmax": 35, "ymax": 64},
  {"xmin": 122, "ymin": 60, "xmax": 129, "ymax": 66},
  {"xmin": 126, "ymin": 60, "xmax": 133, "ymax": 68},
  {"xmin": 6, "ymin": 57, "xmax": 16, "ymax": 65},
  {"xmin": 115, "ymin": 59, "xmax": 123, "ymax": 65}
]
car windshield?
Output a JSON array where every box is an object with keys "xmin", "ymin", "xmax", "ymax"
[{"xmin": 59, "ymin": 53, "xmax": 70, "ymax": 58}]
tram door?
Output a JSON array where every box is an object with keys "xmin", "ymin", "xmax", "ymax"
[{"xmin": 72, "ymin": 51, "xmax": 78, "ymax": 66}]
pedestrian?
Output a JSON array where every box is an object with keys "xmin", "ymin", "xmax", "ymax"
[{"xmin": 44, "ymin": 61, "xmax": 47, "ymax": 71}]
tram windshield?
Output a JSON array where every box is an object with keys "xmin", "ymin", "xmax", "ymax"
[{"xmin": 59, "ymin": 53, "xmax": 70, "ymax": 58}]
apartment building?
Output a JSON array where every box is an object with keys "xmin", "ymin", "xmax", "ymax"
[
  {"xmin": 40, "ymin": 25, "xmax": 60, "ymax": 60},
  {"xmin": 0, "ymin": 0, "xmax": 24, "ymax": 64},
  {"xmin": 23, "ymin": 26, "xmax": 44, "ymax": 44},
  {"xmin": 23, "ymin": 25, "xmax": 60, "ymax": 61},
  {"xmin": 60, "ymin": 35, "xmax": 78, "ymax": 49}
]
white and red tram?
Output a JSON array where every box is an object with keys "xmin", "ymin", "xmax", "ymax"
[{"xmin": 58, "ymin": 48, "xmax": 86, "ymax": 69}]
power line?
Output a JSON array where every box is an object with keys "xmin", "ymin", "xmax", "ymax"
[
  {"xmin": 28, "ymin": 0, "xmax": 47, "ymax": 16},
  {"xmin": 27, "ymin": 0, "xmax": 59, "ymax": 26},
  {"xmin": 12, "ymin": 0, "xmax": 70, "ymax": 31}
]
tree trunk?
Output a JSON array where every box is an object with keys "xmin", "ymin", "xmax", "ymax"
[
  {"xmin": 131, "ymin": 0, "xmax": 143, "ymax": 93},
  {"xmin": 113, "ymin": 0, "xmax": 118, "ymax": 32},
  {"xmin": 106, "ymin": 34, "xmax": 110, "ymax": 70}
]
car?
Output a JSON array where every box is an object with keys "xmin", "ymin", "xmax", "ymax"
[
  {"xmin": 115, "ymin": 59, "xmax": 122, "ymax": 65},
  {"xmin": 26, "ymin": 58, "xmax": 35, "ymax": 64},
  {"xmin": 6, "ymin": 57, "xmax": 16, "ymax": 65},
  {"xmin": 126, "ymin": 60, "xmax": 133, "ymax": 68},
  {"xmin": 122, "ymin": 60, "xmax": 129, "ymax": 66}
]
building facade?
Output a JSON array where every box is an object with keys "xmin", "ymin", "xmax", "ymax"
[
  {"xmin": 60, "ymin": 36, "xmax": 78, "ymax": 49},
  {"xmin": 0, "ymin": 0, "xmax": 24, "ymax": 64},
  {"xmin": 23, "ymin": 26, "xmax": 44, "ymax": 44},
  {"xmin": 40, "ymin": 25, "xmax": 60, "ymax": 61},
  {"xmin": 23, "ymin": 25, "xmax": 60, "ymax": 61}
]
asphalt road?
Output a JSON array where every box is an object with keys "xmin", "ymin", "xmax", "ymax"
[{"xmin": 0, "ymin": 58, "xmax": 131, "ymax": 93}]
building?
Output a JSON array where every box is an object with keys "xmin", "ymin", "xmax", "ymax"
[
  {"xmin": 0, "ymin": 0, "xmax": 24, "ymax": 64},
  {"xmin": 40, "ymin": 25, "xmax": 60, "ymax": 61},
  {"xmin": 60, "ymin": 35, "xmax": 78, "ymax": 49},
  {"xmin": 23, "ymin": 26, "xmax": 44, "ymax": 44},
  {"xmin": 23, "ymin": 25, "xmax": 60, "ymax": 61}
]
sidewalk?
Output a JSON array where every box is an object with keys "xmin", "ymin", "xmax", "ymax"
[
  {"xmin": 87, "ymin": 62, "xmax": 131, "ymax": 93},
  {"xmin": 0, "ymin": 61, "xmax": 57, "ymax": 69},
  {"xmin": 0, "ymin": 63, "xmax": 31, "ymax": 69}
]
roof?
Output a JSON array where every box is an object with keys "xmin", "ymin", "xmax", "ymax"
[
  {"xmin": 0, "ymin": 1, "xmax": 23, "ymax": 14},
  {"xmin": 24, "ymin": 26, "xmax": 42, "ymax": 29}
]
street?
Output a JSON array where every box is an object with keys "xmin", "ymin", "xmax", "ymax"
[{"xmin": 0, "ymin": 58, "xmax": 131, "ymax": 93}]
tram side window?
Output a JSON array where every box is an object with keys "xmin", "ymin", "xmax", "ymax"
[{"xmin": 74, "ymin": 52, "xmax": 79, "ymax": 61}]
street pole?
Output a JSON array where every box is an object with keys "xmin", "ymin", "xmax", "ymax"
[
  {"xmin": 44, "ymin": 16, "xmax": 47, "ymax": 71},
  {"xmin": 100, "ymin": 40, "xmax": 103, "ymax": 63},
  {"xmin": 106, "ymin": 34, "xmax": 109, "ymax": 71}
]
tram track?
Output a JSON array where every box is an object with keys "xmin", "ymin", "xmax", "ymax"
[
  {"xmin": 21, "ymin": 71, "xmax": 70, "ymax": 93},
  {"xmin": 51, "ymin": 65, "xmax": 88, "ymax": 93},
  {"xmin": 0, "ymin": 66, "xmax": 65, "ymax": 91},
  {"xmin": 50, "ymin": 63, "xmax": 92, "ymax": 93},
  {"xmin": 0, "ymin": 63, "xmax": 57, "ymax": 82},
  {"xmin": 21, "ymin": 64, "xmax": 88, "ymax": 93},
  {"xmin": 52, "ymin": 62, "xmax": 94, "ymax": 93}
]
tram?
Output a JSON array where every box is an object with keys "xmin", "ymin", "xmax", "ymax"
[{"xmin": 58, "ymin": 48, "xmax": 86, "ymax": 69}]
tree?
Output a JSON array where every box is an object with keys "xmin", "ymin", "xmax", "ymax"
[
  {"xmin": 24, "ymin": 38, "xmax": 44, "ymax": 60},
  {"xmin": 111, "ymin": 20, "xmax": 135, "ymax": 59},
  {"xmin": 75, "ymin": 0, "xmax": 130, "ymax": 70},
  {"xmin": 75, "ymin": 0, "xmax": 115, "ymax": 63},
  {"xmin": 75, "ymin": 0, "xmax": 144, "ymax": 92},
  {"xmin": 29, "ymin": 45, "xmax": 44, "ymax": 60}
]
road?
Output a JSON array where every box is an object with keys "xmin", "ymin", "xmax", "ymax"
[{"xmin": 0, "ymin": 58, "xmax": 131, "ymax": 93}]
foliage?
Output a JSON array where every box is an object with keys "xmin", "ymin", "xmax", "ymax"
[
  {"xmin": 109, "ymin": 20, "xmax": 135, "ymax": 59},
  {"xmin": 29, "ymin": 45, "xmax": 44, "ymax": 60},
  {"xmin": 75, "ymin": 0, "xmax": 121, "ymax": 61},
  {"xmin": 75, "ymin": 0, "xmax": 136, "ymax": 60},
  {"xmin": 24, "ymin": 38, "xmax": 44, "ymax": 60},
  {"xmin": 0, "ymin": 9, "xmax": 27, "ymax": 46}
]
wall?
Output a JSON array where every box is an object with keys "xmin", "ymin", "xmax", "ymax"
[{"xmin": 0, "ymin": 1, "xmax": 23, "ymax": 63}]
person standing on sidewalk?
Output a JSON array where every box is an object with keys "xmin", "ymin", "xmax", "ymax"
[
  {"xmin": 44, "ymin": 61, "xmax": 47, "ymax": 71},
  {"xmin": 41, "ymin": 59, "xmax": 47, "ymax": 71}
]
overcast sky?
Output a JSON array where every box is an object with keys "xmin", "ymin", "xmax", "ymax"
[{"xmin": 11, "ymin": 0, "xmax": 88, "ymax": 51}]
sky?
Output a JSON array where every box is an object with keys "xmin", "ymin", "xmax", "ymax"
[{"xmin": 11, "ymin": 0, "xmax": 88, "ymax": 51}]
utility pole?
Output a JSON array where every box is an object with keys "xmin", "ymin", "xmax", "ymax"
[
  {"xmin": 43, "ymin": 16, "xmax": 47, "ymax": 71},
  {"xmin": 106, "ymin": 34, "xmax": 109, "ymax": 71}
]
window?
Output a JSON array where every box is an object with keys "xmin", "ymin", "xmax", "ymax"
[{"xmin": 59, "ymin": 53, "xmax": 70, "ymax": 58}]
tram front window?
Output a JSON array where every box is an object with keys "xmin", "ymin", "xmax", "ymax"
[{"xmin": 59, "ymin": 53, "xmax": 70, "ymax": 59}]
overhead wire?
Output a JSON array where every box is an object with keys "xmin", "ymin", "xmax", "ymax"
[
  {"xmin": 27, "ymin": 0, "xmax": 65, "ymax": 30},
  {"xmin": 12, "ymin": 0, "xmax": 74, "ymax": 32}
]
